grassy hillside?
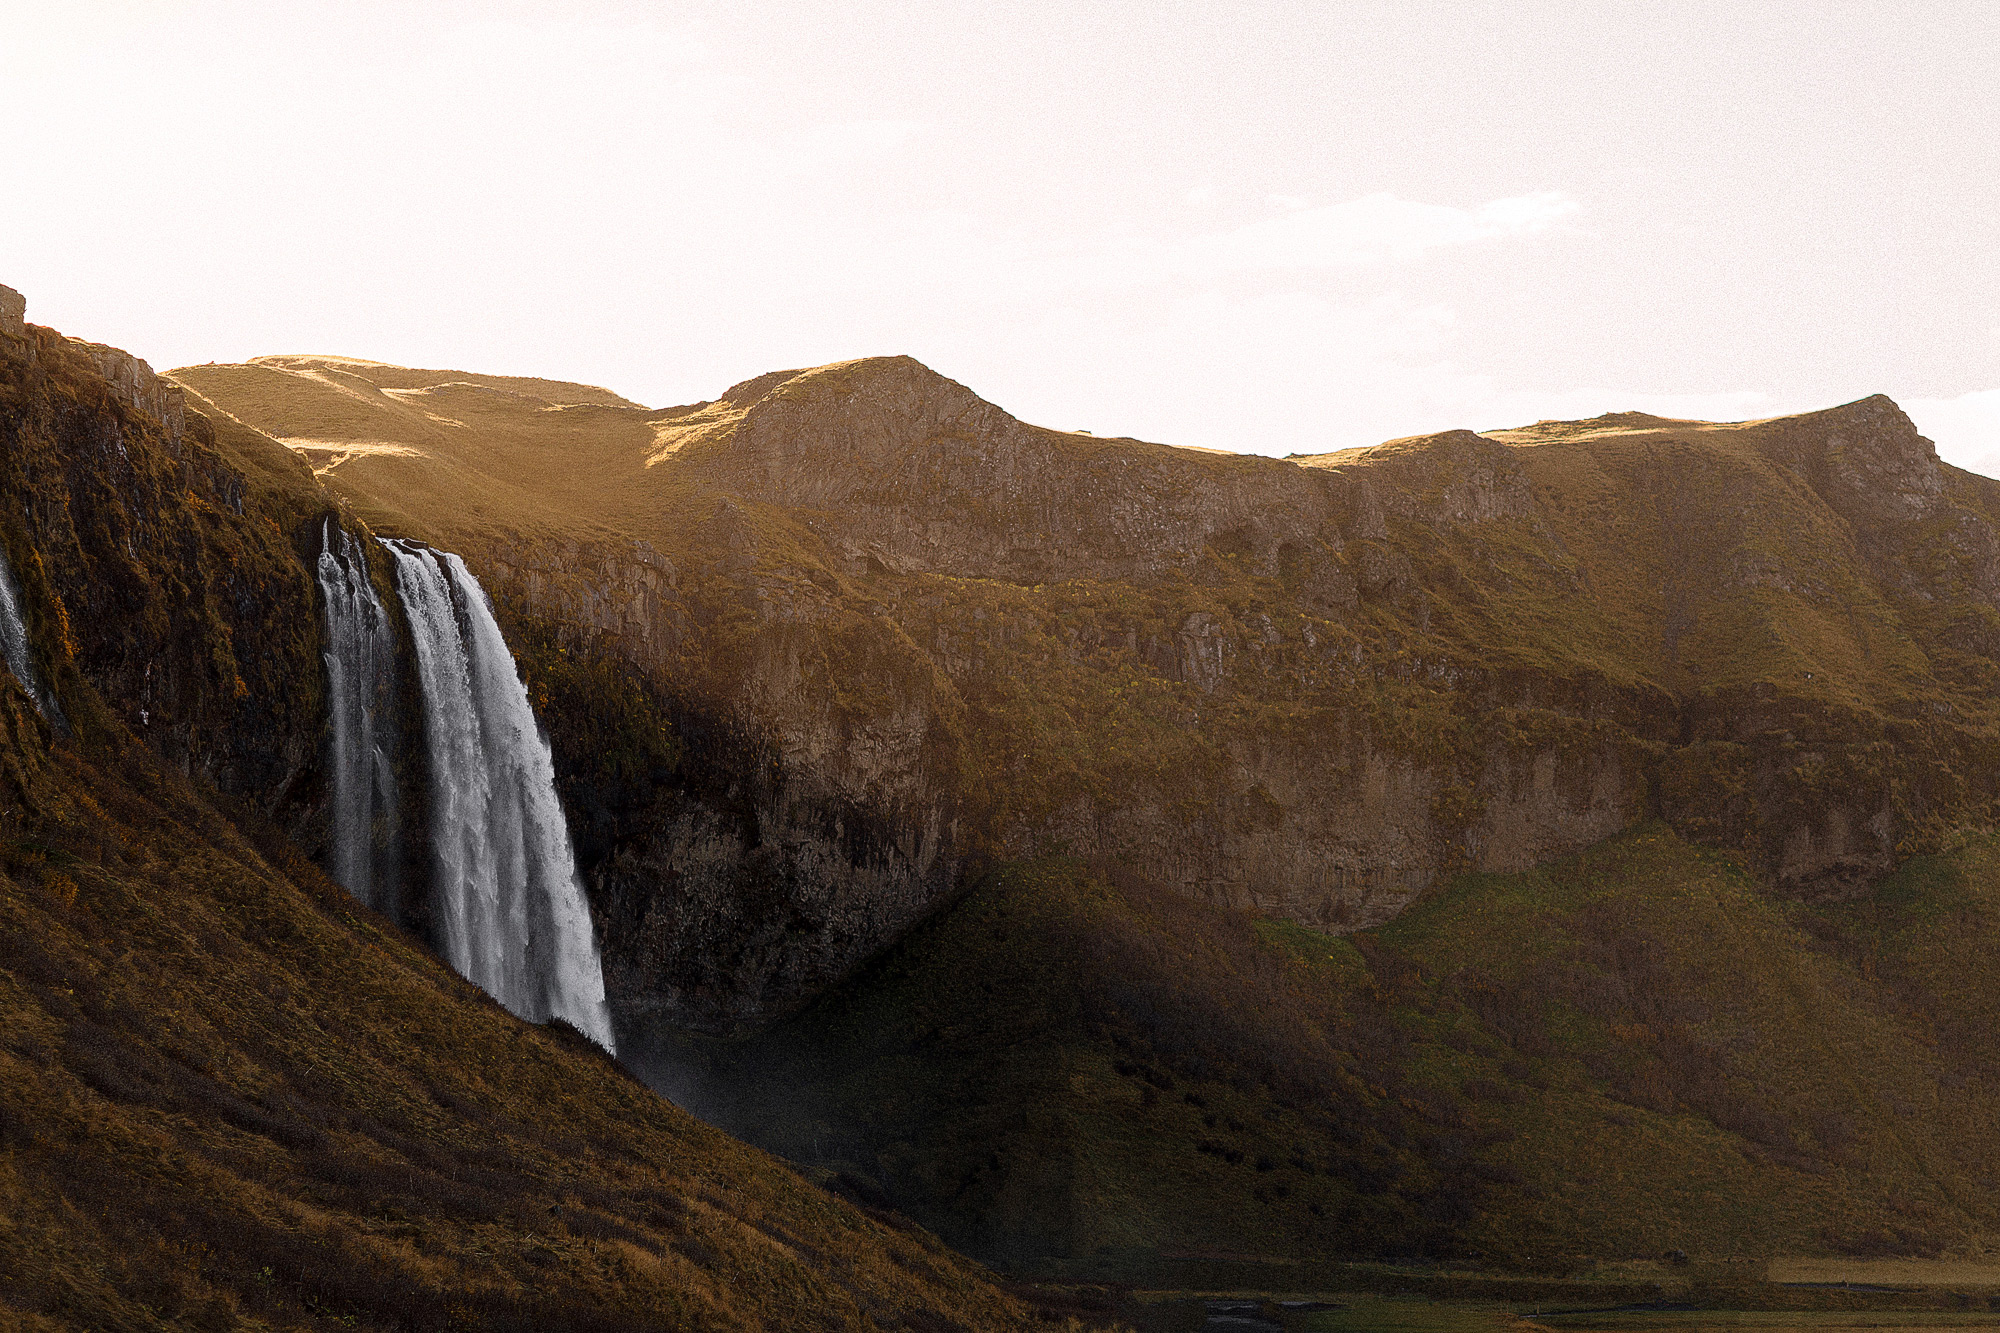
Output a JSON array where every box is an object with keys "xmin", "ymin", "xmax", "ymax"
[
  {"xmin": 168, "ymin": 358, "xmax": 680, "ymax": 547},
  {"xmin": 173, "ymin": 360, "xmax": 2000, "ymax": 942},
  {"xmin": 0, "ymin": 647, "xmax": 1041, "ymax": 1331},
  {"xmin": 666, "ymin": 825, "xmax": 2000, "ymax": 1277},
  {"xmin": 1, "ymin": 319, "xmax": 1045, "ymax": 1331}
]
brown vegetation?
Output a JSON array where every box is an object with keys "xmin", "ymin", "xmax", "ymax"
[
  {"xmin": 172, "ymin": 355, "xmax": 2000, "ymax": 1036},
  {"xmin": 1, "ymin": 318, "xmax": 1043, "ymax": 1331},
  {"xmin": 0, "ymin": 635, "xmax": 1041, "ymax": 1331}
]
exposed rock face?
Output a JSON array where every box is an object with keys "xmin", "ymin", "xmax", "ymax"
[
  {"xmin": 176, "ymin": 351, "xmax": 2000, "ymax": 1029},
  {"xmin": 689, "ymin": 357, "xmax": 1342, "ymax": 585},
  {"xmin": 65, "ymin": 338, "xmax": 186, "ymax": 445},
  {"xmin": 0, "ymin": 284, "xmax": 24, "ymax": 341},
  {"xmin": 0, "ymin": 315, "xmax": 331, "ymax": 833},
  {"xmin": 664, "ymin": 365, "xmax": 2000, "ymax": 917},
  {"xmin": 473, "ymin": 536, "xmax": 968, "ymax": 1033}
]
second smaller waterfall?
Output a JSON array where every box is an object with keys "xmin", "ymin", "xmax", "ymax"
[
  {"xmin": 317, "ymin": 519, "xmax": 400, "ymax": 914},
  {"xmin": 0, "ymin": 541, "xmax": 66, "ymax": 731}
]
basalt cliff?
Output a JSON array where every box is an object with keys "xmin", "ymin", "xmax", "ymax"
[
  {"xmin": 173, "ymin": 350, "xmax": 2000, "ymax": 1038},
  {"xmin": 166, "ymin": 345, "xmax": 2000, "ymax": 1275}
]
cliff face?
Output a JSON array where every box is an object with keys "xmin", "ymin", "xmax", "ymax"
[
  {"xmin": 660, "ymin": 364, "xmax": 2000, "ymax": 918},
  {"xmin": 0, "ymin": 706, "xmax": 1035, "ymax": 1330},
  {"xmin": 474, "ymin": 538, "xmax": 966, "ymax": 1034},
  {"xmin": 174, "ymin": 351, "xmax": 2000, "ymax": 1032},
  {"xmin": 27, "ymin": 294, "xmax": 2000, "ymax": 1282},
  {"xmin": 0, "ymin": 293, "xmax": 331, "ymax": 831},
  {"xmin": 671, "ymin": 357, "xmax": 1340, "ymax": 585}
]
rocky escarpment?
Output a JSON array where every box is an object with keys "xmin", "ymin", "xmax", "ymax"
[
  {"xmin": 666, "ymin": 363, "xmax": 2000, "ymax": 914},
  {"xmin": 0, "ymin": 299, "xmax": 1041, "ymax": 1328},
  {"xmin": 178, "ymin": 350, "xmax": 2000, "ymax": 1031},
  {"xmin": 165, "ymin": 350, "xmax": 987, "ymax": 1033},
  {"xmin": 475, "ymin": 536, "xmax": 968, "ymax": 1036},
  {"xmin": 7, "ymin": 291, "xmax": 971, "ymax": 1040},
  {"xmin": 0, "ymin": 285, "xmax": 26, "ymax": 342},
  {"xmin": 671, "ymin": 356, "xmax": 1351, "ymax": 592}
]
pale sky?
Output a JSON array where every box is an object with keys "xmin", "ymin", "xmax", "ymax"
[{"xmin": 4, "ymin": 1, "xmax": 1997, "ymax": 469}]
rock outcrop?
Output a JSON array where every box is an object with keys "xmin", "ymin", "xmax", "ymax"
[
  {"xmin": 472, "ymin": 537, "xmax": 968, "ymax": 1033},
  {"xmin": 23, "ymin": 290, "xmax": 2000, "ymax": 1296},
  {"xmin": 1, "ymin": 308, "xmax": 331, "ymax": 837},
  {"xmin": 0, "ymin": 284, "xmax": 24, "ymax": 341},
  {"xmin": 0, "ymin": 304, "xmax": 1044, "ymax": 1327},
  {"xmin": 65, "ymin": 339, "xmax": 186, "ymax": 445}
]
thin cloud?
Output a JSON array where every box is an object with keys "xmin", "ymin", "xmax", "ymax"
[
  {"xmin": 1019, "ymin": 191, "xmax": 1583, "ymax": 295},
  {"xmin": 1906, "ymin": 387, "xmax": 2000, "ymax": 478},
  {"xmin": 1186, "ymin": 190, "xmax": 1583, "ymax": 273}
]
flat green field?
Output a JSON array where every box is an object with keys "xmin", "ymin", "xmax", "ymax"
[
  {"xmin": 1766, "ymin": 1260, "xmax": 2000, "ymax": 1289},
  {"xmin": 1535, "ymin": 1318, "xmax": 2000, "ymax": 1332},
  {"xmin": 1115, "ymin": 1292, "xmax": 2000, "ymax": 1333}
]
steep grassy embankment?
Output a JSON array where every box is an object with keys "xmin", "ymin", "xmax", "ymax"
[
  {"xmin": 669, "ymin": 825, "xmax": 2000, "ymax": 1277},
  {"xmin": 170, "ymin": 344, "xmax": 2000, "ymax": 1277},
  {"xmin": 0, "ymin": 685, "xmax": 1039, "ymax": 1331},
  {"xmin": 1, "ymin": 326, "xmax": 329, "ymax": 824}
]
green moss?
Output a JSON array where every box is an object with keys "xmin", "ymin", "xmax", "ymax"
[{"xmin": 511, "ymin": 619, "xmax": 683, "ymax": 789}]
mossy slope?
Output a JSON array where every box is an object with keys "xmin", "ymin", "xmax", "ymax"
[
  {"xmin": 0, "ymin": 689, "xmax": 1038, "ymax": 1330},
  {"xmin": 675, "ymin": 826, "xmax": 2000, "ymax": 1277},
  {"xmin": 163, "ymin": 349, "xmax": 2000, "ymax": 1279}
]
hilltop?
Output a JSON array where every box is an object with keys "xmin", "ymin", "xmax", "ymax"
[{"xmin": 25, "ymin": 271, "xmax": 2000, "ymax": 1311}]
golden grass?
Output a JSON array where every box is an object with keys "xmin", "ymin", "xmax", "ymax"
[
  {"xmin": 156, "ymin": 351, "xmax": 2000, "ymax": 1283},
  {"xmin": 3, "ymin": 335, "xmax": 1054, "ymax": 1330},
  {"xmin": 0, "ymin": 691, "xmax": 1045, "ymax": 1330}
]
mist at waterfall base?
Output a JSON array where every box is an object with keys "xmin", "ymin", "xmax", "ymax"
[
  {"xmin": 317, "ymin": 530, "xmax": 618, "ymax": 1053},
  {"xmin": 0, "ymin": 542, "xmax": 66, "ymax": 730}
]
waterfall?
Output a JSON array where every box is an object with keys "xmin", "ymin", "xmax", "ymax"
[
  {"xmin": 316, "ymin": 519, "xmax": 399, "ymax": 914},
  {"xmin": 0, "ymin": 542, "xmax": 66, "ymax": 731},
  {"xmin": 382, "ymin": 538, "xmax": 617, "ymax": 1052}
]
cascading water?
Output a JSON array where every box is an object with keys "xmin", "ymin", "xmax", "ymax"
[
  {"xmin": 316, "ymin": 519, "xmax": 400, "ymax": 914},
  {"xmin": 382, "ymin": 538, "xmax": 617, "ymax": 1052},
  {"xmin": 0, "ymin": 542, "xmax": 66, "ymax": 730}
]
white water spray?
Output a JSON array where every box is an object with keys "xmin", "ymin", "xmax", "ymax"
[
  {"xmin": 382, "ymin": 539, "xmax": 616, "ymax": 1051},
  {"xmin": 0, "ymin": 542, "xmax": 66, "ymax": 730},
  {"xmin": 316, "ymin": 519, "xmax": 399, "ymax": 913}
]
